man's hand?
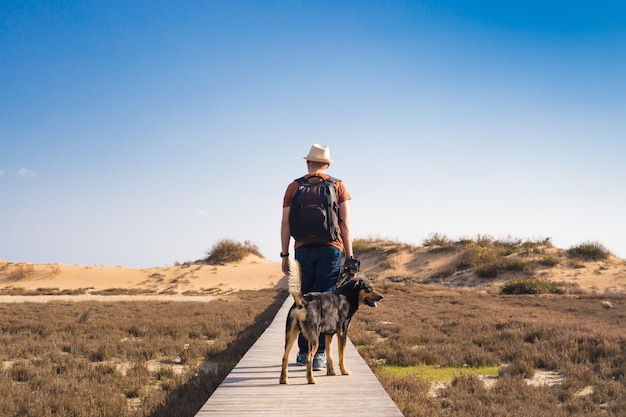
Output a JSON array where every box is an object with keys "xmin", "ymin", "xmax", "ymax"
[
  {"xmin": 343, "ymin": 257, "xmax": 360, "ymax": 274},
  {"xmin": 281, "ymin": 257, "xmax": 290, "ymax": 275}
]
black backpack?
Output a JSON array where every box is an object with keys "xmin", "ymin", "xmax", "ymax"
[{"xmin": 289, "ymin": 175, "xmax": 342, "ymax": 244}]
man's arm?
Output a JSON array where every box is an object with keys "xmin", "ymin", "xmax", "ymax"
[
  {"xmin": 280, "ymin": 206, "xmax": 291, "ymax": 274},
  {"xmin": 339, "ymin": 200, "xmax": 353, "ymax": 258}
]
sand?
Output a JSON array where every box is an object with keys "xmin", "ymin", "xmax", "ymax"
[{"xmin": 0, "ymin": 255, "xmax": 287, "ymax": 302}]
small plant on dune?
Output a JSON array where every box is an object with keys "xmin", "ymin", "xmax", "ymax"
[
  {"xmin": 352, "ymin": 237, "xmax": 405, "ymax": 254},
  {"xmin": 204, "ymin": 239, "xmax": 263, "ymax": 265},
  {"xmin": 500, "ymin": 278, "xmax": 566, "ymax": 295},
  {"xmin": 422, "ymin": 233, "xmax": 455, "ymax": 252},
  {"xmin": 422, "ymin": 232, "xmax": 452, "ymax": 247},
  {"xmin": 567, "ymin": 241, "xmax": 611, "ymax": 261},
  {"xmin": 474, "ymin": 255, "xmax": 539, "ymax": 279},
  {"xmin": 538, "ymin": 256, "xmax": 560, "ymax": 267},
  {"xmin": 352, "ymin": 238, "xmax": 385, "ymax": 254},
  {"xmin": 380, "ymin": 260, "xmax": 394, "ymax": 270}
]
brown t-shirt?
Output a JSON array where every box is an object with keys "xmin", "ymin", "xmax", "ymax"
[{"xmin": 283, "ymin": 173, "xmax": 351, "ymax": 252}]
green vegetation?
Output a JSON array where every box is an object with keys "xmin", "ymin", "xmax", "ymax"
[
  {"xmin": 355, "ymin": 234, "xmax": 560, "ymax": 281},
  {"xmin": 352, "ymin": 237, "xmax": 408, "ymax": 254},
  {"xmin": 500, "ymin": 278, "xmax": 567, "ymax": 295},
  {"xmin": 567, "ymin": 241, "xmax": 611, "ymax": 261},
  {"xmin": 380, "ymin": 364, "xmax": 500, "ymax": 381},
  {"xmin": 467, "ymin": 236, "xmax": 553, "ymax": 278},
  {"xmin": 204, "ymin": 239, "xmax": 263, "ymax": 264}
]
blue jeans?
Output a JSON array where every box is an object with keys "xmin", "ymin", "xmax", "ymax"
[{"xmin": 295, "ymin": 244, "xmax": 343, "ymax": 355}]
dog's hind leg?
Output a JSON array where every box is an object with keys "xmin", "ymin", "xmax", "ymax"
[
  {"xmin": 325, "ymin": 334, "xmax": 336, "ymax": 375},
  {"xmin": 337, "ymin": 333, "xmax": 351, "ymax": 375},
  {"xmin": 306, "ymin": 339, "xmax": 319, "ymax": 384},
  {"xmin": 279, "ymin": 318, "xmax": 300, "ymax": 384}
]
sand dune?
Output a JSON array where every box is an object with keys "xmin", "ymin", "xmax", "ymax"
[
  {"xmin": 2, "ymin": 243, "xmax": 626, "ymax": 303},
  {"xmin": 0, "ymin": 255, "xmax": 286, "ymax": 302}
]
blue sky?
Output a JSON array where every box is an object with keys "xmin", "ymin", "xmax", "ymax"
[{"xmin": 2, "ymin": 1, "xmax": 625, "ymax": 267}]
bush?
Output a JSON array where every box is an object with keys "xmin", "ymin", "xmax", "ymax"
[
  {"xmin": 475, "ymin": 262, "xmax": 501, "ymax": 278},
  {"xmin": 422, "ymin": 233, "xmax": 454, "ymax": 250},
  {"xmin": 352, "ymin": 238, "xmax": 387, "ymax": 254},
  {"xmin": 538, "ymin": 256, "xmax": 561, "ymax": 267},
  {"xmin": 205, "ymin": 239, "xmax": 263, "ymax": 264},
  {"xmin": 500, "ymin": 278, "xmax": 566, "ymax": 295},
  {"xmin": 567, "ymin": 241, "xmax": 611, "ymax": 261},
  {"xmin": 499, "ymin": 360, "xmax": 535, "ymax": 378}
]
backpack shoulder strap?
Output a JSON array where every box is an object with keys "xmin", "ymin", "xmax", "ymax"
[{"xmin": 295, "ymin": 175, "xmax": 341, "ymax": 184}]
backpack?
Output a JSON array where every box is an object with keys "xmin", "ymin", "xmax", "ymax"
[{"xmin": 289, "ymin": 175, "xmax": 342, "ymax": 244}]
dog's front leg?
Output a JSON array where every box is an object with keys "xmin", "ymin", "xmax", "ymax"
[
  {"xmin": 325, "ymin": 334, "xmax": 336, "ymax": 375},
  {"xmin": 337, "ymin": 334, "xmax": 351, "ymax": 375}
]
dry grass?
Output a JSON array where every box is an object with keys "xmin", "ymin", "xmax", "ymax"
[
  {"xmin": 2, "ymin": 279, "xmax": 625, "ymax": 416},
  {"xmin": 0, "ymin": 289, "xmax": 286, "ymax": 417},
  {"xmin": 350, "ymin": 282, "xmax": 626, "ymax": 416},
  {"xmin": 1, "ymin": 236, "xmax": 623, "ymax": 416}
]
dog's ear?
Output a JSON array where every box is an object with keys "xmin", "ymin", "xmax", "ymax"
[{"xmin": 355, "ymin": 278, "xmax": 373, "ymax": 293}]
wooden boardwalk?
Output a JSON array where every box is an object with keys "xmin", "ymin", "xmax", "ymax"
[{"xmin": 196, "ymin": 297, "xmax": 403, "ymax": 416}]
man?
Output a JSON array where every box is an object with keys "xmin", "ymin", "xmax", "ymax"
[{"xmin": 280, "ymin": 144, "xmax": 354, "ymax": 370}]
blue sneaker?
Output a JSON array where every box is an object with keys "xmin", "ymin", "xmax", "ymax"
[
  {"xmin": 313, "ymin": 353, "xmax": 326, "ymax": 371},
  {"xmin": 296, "ymin": 353, "xmax": 306, "ymax": 366}
]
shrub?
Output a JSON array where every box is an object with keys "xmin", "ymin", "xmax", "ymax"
[
  {"xmin": 380, "ymin": 260, "xmax": 394, "ymax": 270},
  {"xmin": 567, "ymin": 241, "xmax": 611, "ymax": 261},
  {"xmin": 352, "ymin": 237, "xmax": 408, "ymax": 255},
  {"xmin": 502, "ymin": 258, "xmax": 537, "ymax": 273},
  {"xmin": 500, "ymin": 278, "xmax": 566, "ymax": 295},
  {"xmin": 422, "ymin": 233, "xmax": 453, "ymax": 249},
  {"xmin": 205, "ymin": 239, "xmax": 263, "ymax": 264},
  {"xmin": 499, "ymin": 360, "xmax": 535, "ymax": 378},
  {"xmin": 352, "ymin": 238, "xmax": 384, "ymax": 253},
  {"xmin": 538, "ymin": 256, "xmax": 560, "ymax": 267},
  {"xmin": 476, "ymin": 262, "xmax": 501, "ymax": 278}
]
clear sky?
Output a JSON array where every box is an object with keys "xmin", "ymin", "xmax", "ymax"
[{"xmin": 2, "ymin": 1, "xmax": 625, "ymax": 267}]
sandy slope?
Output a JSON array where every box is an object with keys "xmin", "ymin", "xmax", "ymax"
[
  {"xmin": 0, "ymin": 255, "xmax": 286, "ymax": 301},
  {"xmin": 357, "ymin": 244, "xmax": 626, "ymax": 293}
]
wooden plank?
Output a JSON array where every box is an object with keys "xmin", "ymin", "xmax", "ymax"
[{"xmin": 196, "ymin": 297, "xmax": 403, "ymax": 416}]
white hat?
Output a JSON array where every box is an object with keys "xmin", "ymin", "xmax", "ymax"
[{"xmin": 303, "ymin": 144, "xmax": 332, "ymax": 163}]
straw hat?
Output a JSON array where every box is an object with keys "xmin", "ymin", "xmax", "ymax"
[{"xmin": 303, "ymin": 144, "xmax": 332, "ymax": 163}]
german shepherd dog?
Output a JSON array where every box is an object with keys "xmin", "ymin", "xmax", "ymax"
[{"xmin": 279, "ymin": 260, "xmax": 383, "ymax": 384}]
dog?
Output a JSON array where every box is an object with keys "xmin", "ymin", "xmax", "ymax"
[{"xmin": 279, "ymin": 259, "xmax": 383, "ymax": 384}]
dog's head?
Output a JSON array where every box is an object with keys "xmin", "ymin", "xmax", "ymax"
[{"xmin": 353, "ymin": 278, "xmax": 384, "ymax": 308}]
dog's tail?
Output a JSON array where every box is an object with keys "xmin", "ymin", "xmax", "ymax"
[{"xmin": 288, "ymin": 259, "xmax": 304, "ymax": 307}]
